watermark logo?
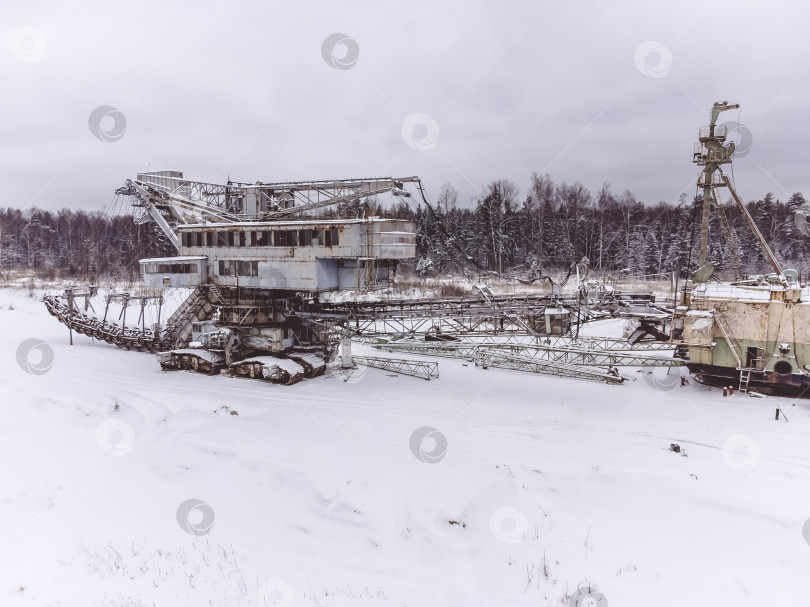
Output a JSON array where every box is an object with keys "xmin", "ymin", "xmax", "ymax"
[
  {"xmin": 794, "ymin": 204, "xmax": 810, "ymax": 237},
  {"xmin": 16, "ymin": 338, "xmax": 54, "ymax": 375},
  {"xmin": 634, "ymin": 41, "xmax": 672, "ymax": 78},
  {"xmin": 721, "ymin": 121, "xmax": 753, "ymax": 157},
  {"xmin": 259, "ymin": 267, "xmax": 288, "ymax": 289},
  {"xmin": 321, "ymin": 33, "xmax": 359, "ymax": 70},
  {"xmin": 721, "ymin": 434, "xmax": 760, "ymax": 471},
  {"xmin": 409, "ymin": 426, "xmax": 447, "ymax": 463},
  {"xmin": 258, "ymin": 578, "xmax": 295, "ymax": 607},
  {"xmin": 401, "ymin": 113, "xmax": 440, "ymax": 151},
  {"xmin": 96, "ymin": 419, "xmax": 135, "ymax": 456},
  {"xmin": 489, "ymin": 506, "xmax": 528, "ymax": 544},
  {"xmin": 570, "ymin": 586, "xmax": 608, "ymax": 607},
  {"xmin": 88, "ymin": 105, "xmax": 127, "ymax": 142},
  {"xmin": 8, "ymin": 26, "xmax": 47, "ymax": 62},
  {"xmin": 643, "ymin": 368, "xmax": 679, "ymax": 391},
  {"xmin": 176, "ymin": 498, "xmax": 215, "ymax": 536},
  {"xmin": 325, "ymin": 362, "xmax": 368, "ymax": 384}
]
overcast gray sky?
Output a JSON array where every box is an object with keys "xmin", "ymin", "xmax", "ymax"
[{"xmin": 3, "ymin": 0, "xmax": 810, "ymax": 211}]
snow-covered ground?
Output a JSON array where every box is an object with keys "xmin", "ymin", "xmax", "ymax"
[{"xmin": 2, "ymin": 286, "xmax": 810, "ymax": 606}]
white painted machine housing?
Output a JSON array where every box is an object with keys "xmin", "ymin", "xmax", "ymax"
[
  {"xmin": 139, "ymin": 256, "xmax": 208, "ymax": 288},
  {"xmin": 139, "ymin": 217, "xmax": 415, "ymax": 291}
]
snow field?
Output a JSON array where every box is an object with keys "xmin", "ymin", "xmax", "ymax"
[{"xmin": 1, "ymin": 287, "xmax": 810, "ymax": 606}]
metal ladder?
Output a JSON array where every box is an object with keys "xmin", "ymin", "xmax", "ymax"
[
  {"xmin": 361, "ymin": 220, "xmax": 375, "ymax": 292},
  {"xmin": 714, "ymin": 312, "xmax": 742, "ymax": 367},
  {"xmin": 712, "ymin": 191, "xmax": 742, "ymax": 281},
  {"xmin": 738, "ymin": 368, "xmax": 752, "ymax": 394}
]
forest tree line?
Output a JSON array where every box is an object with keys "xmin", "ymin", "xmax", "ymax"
[
  {"xmin": 389, "ymin": 174, "xmax": 809, "ymax": 280},
  {"xmin": 1, "ymin": 172, "xmax": 808, "ymax": 282}
]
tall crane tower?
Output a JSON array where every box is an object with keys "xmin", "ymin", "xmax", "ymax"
[{"xmin": 692, "ymin": 102, "xmax": 782, "ymax": 279}]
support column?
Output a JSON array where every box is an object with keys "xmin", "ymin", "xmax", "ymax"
[
  {"xmin": 340, "ymin": 335, "xmax": 353, "ymax": 369},
  {"xmin": 698, "ymin": 183, "xmax": 712, "ymax": 267}
]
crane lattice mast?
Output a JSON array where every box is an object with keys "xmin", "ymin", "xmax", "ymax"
[{"xmin": 692, "ymin": 101, "xmax": 783, "ymax": 278}]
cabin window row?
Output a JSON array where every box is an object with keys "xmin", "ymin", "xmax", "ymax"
[
  {"xmin": 144, "ymin": 263, "xmax": 198, "ymax": 274},
  {"xmin": 218, "ymin": 260, "xmax": 259, "ymax": 277},
  {"xmin": 181, "ymin": 229, "xmax": 339, "ymax": 248}
]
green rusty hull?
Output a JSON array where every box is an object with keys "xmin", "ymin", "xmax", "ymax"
[{"xmin": 681, "ymin": 289, "xmax": 810, "ymax": 396}]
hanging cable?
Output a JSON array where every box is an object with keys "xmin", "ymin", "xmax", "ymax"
[
  {"xmin": 686, "ymin": 183, "xmax": 700, "ymax": 275},
  {"xmin": 730, "ymin": 108, "xmax": 741, "ymax": 192}
]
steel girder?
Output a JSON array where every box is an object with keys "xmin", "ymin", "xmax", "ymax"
[
  {"xmin": 441, "ymin": 333, "xmax": 675, "ymax": 350},
  {"xmin": 473, "ymin": 349, "xmax": 625, "ymax": 384},
  {"xmin": 352, "ymin": 356, "xmax": 439, "ymax": 380},
  {"xmin": 373, "ymin": 341, "xmax": 681, "ymax": 368}
]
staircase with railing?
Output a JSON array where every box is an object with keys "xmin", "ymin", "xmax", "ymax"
[
  {"xmin": 208, "ymin": 284, "xmax": 225, "ymax": 303},
  {"xmin": 162, "ymin": 286, "xmax": 216, "ymax": 348}
]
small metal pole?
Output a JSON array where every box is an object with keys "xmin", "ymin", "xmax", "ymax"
[{"xmin": 67, "ymin": 291, "xmax": 74, "ymax": 345}]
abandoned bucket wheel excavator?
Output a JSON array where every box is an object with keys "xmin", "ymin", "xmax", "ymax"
[{"xmin": 49, "ymin": 101, "xmax": 806, "ymax": 393}]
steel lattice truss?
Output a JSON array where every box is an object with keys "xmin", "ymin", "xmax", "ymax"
[
  {"xmin": 125, "ymin": 173, "xmax": 420, "ymax": 223},
  {"xmin": 308, "ymin": 292, "xmax": 665, "ymax": 338},
  {"xmin": 444, "ymin": 333, "xmax": 675, "ymax": 350},
  {"xmin": 352, "ymin": 356, "xmax": 439, "ymax": 380},
  {"xmin": 373, "ymin": 340, "xmax": 682, "ymax": 367},
  {"xmin": 474, "ymin": 349, "xmax": 626, "ymax": 384}
]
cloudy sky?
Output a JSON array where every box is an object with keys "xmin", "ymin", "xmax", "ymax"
[{"xmin": 3, "ymin": 0, "xmax": 810, "ymax": 212}]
